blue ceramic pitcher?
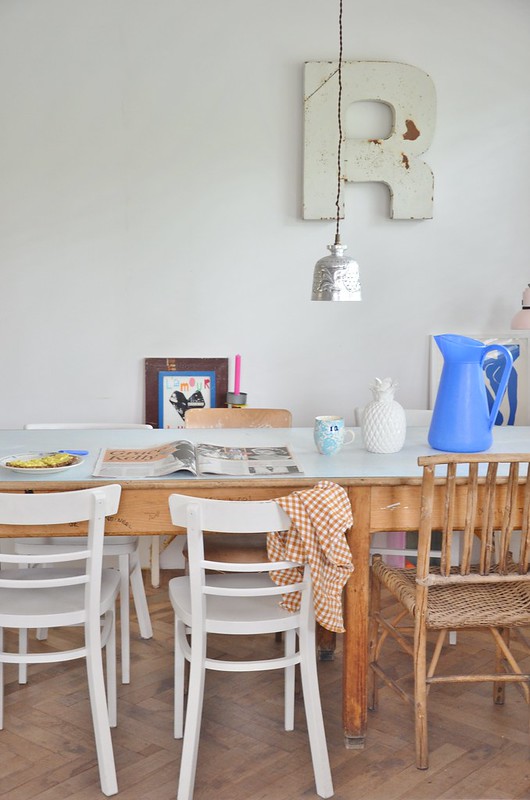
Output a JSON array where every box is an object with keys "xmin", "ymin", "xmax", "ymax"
[{"xmin": 428, "ymin": 334, "xmax": 514, "ymax": 453}]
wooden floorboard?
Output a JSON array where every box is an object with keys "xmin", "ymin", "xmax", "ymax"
[{"xmin": 1, "ymin": 572, "xmax": 530, "ymax": 799}]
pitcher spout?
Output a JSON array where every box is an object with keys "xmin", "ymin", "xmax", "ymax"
[{"xmin": 435, "ymin": 334, "xmax": 486, "ymax": 363}]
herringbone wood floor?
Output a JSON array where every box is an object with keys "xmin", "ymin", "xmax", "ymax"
[{"xmin": 1, "ymin": 571, "xmax": 530, "ymax": 799}]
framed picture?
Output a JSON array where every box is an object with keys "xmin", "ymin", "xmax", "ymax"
[
  {"xmin": 429, "ymin": 333, "xmax": 530, "ymax": 425},
  {"xmin": 145, "ymin": 358, "xmax": 229, "ymax": 429}
]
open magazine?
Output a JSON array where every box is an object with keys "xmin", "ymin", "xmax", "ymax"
[{"xmin": 92, "ymin": 441, "xmax": 303, "ymax": 478}]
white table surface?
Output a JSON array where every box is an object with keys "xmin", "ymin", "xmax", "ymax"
[{"xmin": 0, "ymin": 425, "xmax": 529, "ymax": 484}]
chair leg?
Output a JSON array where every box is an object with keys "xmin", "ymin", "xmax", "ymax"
[
  {"xmin": 493, "ymin": 627, "xmax": 509, "ymax": 705},
  {"xmin": 368, "ymin": 566, "xmax": 382, "ymax": 711},
  {"xmin": 118, "ymin": 554, "xmax": 130, "ymax": 684},
  {"xmin": 25, "ymin": 561, "xmax": 48, "ymax": 641},
  {"xmin": 18, "ymin": 629, "xmax": 28, "ymax": 684},
  {"xmin": 174, "ymin": 618, "xmax": 187, "ymax": 739},
  {"xmin": 284, "ymin": 628, "xmax": 296, "ymax": 731},
  {"xmin": 298, "ymin": 617, "xmax": 334, "ymax": 799},
  {"xmin": 414, "ymin": 616, "xmax": 429, "ymax": 770},
  {"xmin": 85, "ymin": 620, "xmax": 118, "ymax": 796},
  {"xmin": 177, "ymin": 632, "xmax": 206, "ymax": 800},
  {"xmin": 105, "ymin": 608, "xmax": 117, "ymax": 728},
  {"xmin": 129, "ymin": 551, "xmax": 153, "ymax": 640},
  {"xmin": 150, "ymin": 536, "xmax": 160, "ymax": 588}
]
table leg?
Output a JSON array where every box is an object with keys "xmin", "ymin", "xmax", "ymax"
[
  {"xmin": 342, "ymin": 486, "xmax": 371, "ymax": 748},
  {"xmin": 150, "ymin": 535, "xmax": 160, "ymax": 588},
  {"xmin": 317, "ymin": 624, "xmax": 336, "ymax": 660}
]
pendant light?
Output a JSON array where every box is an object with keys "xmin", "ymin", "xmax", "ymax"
[{"xmin": 311, "ymin": 0, "xmax": 361, "ymax": 302}]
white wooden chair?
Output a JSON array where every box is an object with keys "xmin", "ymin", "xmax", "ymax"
[
  {"xmin": 20, "ymin": 421, "xmax": 161, "ymax": 582},
  {"xmin": 0, "ymin": 485, "xmax": 122, "ymax": 797},
  {"xmin": 14, "ymin": 423, "xmax": 153, "ymax": 684},
  {"xmin": 168, "ymin": 494, "xmax": 334, "ymax": 800},
  {"xmin": 183, "ymin": 408, "xmax": 293, "ymax": 565}
]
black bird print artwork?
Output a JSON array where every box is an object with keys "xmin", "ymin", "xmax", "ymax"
[{"xmin": 168, "ymin": 389, "xmax": 206, "ymax": 421}]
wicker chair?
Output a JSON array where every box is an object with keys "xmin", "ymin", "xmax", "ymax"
[{"xmin": 368, "ymin": 453, "xmax": 530, "ymax": 769}]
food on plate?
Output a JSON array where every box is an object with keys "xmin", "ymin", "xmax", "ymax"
[{"xmin": 6, "ymin": 453, "xmax": 76, "ymax": 469}]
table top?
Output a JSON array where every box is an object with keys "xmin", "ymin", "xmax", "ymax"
[{"xmin": 1, "ymin": 425, "xmax": 529, "ymax": 489}]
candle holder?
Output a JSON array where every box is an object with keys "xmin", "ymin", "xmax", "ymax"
[{"xmin": 226, "ymin": 391, "xmax": 248, "ymax": 408}]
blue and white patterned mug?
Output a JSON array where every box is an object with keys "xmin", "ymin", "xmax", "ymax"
[{"xmin": 314, "ymin": 416, "xmax": 355, "ymax": 455}]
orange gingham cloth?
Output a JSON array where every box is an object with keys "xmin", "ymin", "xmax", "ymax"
[{"xmin": 267, "ymin": 480, "xmax": 354, "ymax": 633}]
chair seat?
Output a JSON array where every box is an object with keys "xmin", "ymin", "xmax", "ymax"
[
  {"xmin": 169, "ymin": 573, "xmax": 298, "ymax": 634},
  {"xmin": 373, "ymin": 559, "xmax": 530, "ymax": 629},
  {"xmin": 0, "ymin": 568, "xmax": 120, "ymax": 627},
  {"xmin": 14, "ymin": 536, "xmax": 139, "ymax": 553}
]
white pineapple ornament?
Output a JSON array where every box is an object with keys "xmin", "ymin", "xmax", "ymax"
[{"xmin": 362, "ymin": 377, "xmax": 406, "ymax": 454}]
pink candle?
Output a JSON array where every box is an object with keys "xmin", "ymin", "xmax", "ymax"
[{"xmin": 234, "ymin": 354, "xmax": 241, "ymax": 394}]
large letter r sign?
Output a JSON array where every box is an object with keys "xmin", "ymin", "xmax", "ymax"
[{"xmin": 304, "ymin": 61, "xmax": 436, "ymax": 220}]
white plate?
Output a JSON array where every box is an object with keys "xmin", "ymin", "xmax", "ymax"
[{"xmin": 0, "ymin": 452, "xmax": 85, "ymax": 474}]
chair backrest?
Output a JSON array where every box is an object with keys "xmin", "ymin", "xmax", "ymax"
[
  {"xmin": 416, "ymin": 453, "xmax": 530, "ymax": 585},
  {"xmin": 0, "ymin": 485, "xmax": 121, "ymax": 606},
  {"xmin": 354, "ymin": 407, "xmax": 432, "ymax": 427},
  {"xmin": 184, "ymin": 408, "xmax": 292, "ymax": 429},
  {"xmin": 168, "ymin": 493, "xmax": 310, "ymax": 626},
  {"xmin": 25, "ymin": 423, "xmax": 153, "ymax": 430}
]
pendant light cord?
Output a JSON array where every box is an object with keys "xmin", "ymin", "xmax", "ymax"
[{"xmin": 334, "ymin": 0, "xmax": 344, "ymax": 246}]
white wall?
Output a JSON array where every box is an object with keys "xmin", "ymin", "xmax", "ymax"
[{"xmin": 0, "ymin": 0, "xmax": 528, "ymax": 428}]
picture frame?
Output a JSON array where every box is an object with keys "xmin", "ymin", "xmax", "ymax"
[
  {"xmin": 145, "ymin": 358, "xmax": 229, "ymax": 429},
  {"xmin": 429, "ymin": 332, "xmax": 530, "ymax": 426}
]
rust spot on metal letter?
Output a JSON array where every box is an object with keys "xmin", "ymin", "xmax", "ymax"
[
  {"xmin": 401, "ymin": 153, "xmax": 410, "ymax": 169},
  {"xmin": 368, "ymin": 139, "xmax": 382, "ymax": 145},
  {"xmin": 403, "ymin": 119, "xmax": 420, "ymax": 140}
]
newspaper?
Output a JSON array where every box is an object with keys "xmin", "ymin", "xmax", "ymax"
[{"xmin": 92, "ymin": 440, "xmax": 303, "ymax": 478}]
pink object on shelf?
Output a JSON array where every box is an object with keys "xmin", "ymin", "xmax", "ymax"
[
  {"xmin": 234, "ymin": 354, "xmax": 241, "ymax": 394},
  {"xmin": 511, "ymin": 284, "xmax": 530, "ymax": 329},
  {"xmin": 385, "ymin": 531, "xmax": 406, "ymax": 567}
]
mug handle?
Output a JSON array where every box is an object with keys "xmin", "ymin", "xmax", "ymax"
[{"xmin": 342, "ymin": 429, "xmax": 355, "ymax": 446}]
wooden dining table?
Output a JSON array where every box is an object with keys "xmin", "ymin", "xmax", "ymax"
[{"xmin": 1, "ymin": 424, "xmax": 528, "ymax": 748}]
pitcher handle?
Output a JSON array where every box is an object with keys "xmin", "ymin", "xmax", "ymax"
[{"xmin": 481, "ymin": 344, "xmax": 514, "ymax": 429}]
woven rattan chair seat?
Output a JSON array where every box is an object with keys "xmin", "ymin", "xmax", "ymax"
[{"xmin": 372, "ymin": 559, "xmax": 530, "ymax": 629}]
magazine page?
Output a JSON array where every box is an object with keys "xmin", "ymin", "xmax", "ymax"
[
  {"xmin": 196, "ymin": 444, "xmax": 303, "ymax": 476},
  {"xmin": 93, "ymin": 440, "xmax": 197, "ymax": 478}
]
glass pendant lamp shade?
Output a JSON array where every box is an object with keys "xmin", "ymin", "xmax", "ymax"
[{"xmin": 311, "ymin": 237, "xmax": 361, "ymax": 301}]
